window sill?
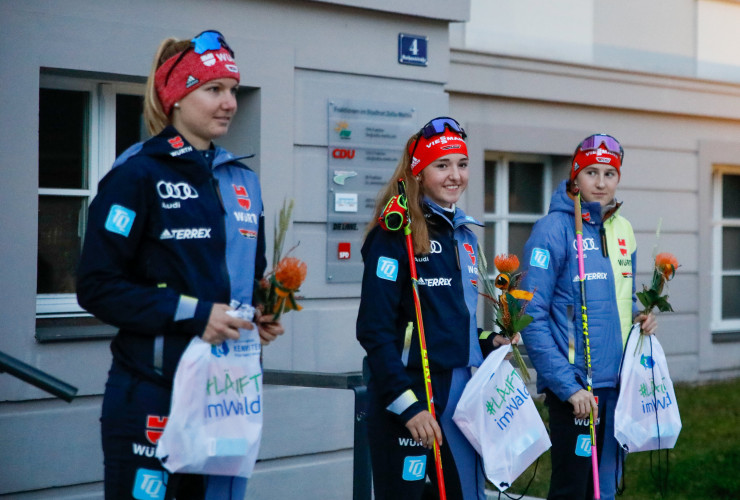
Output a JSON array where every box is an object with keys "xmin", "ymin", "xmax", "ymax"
[
  {"xmin": 35, "ymin": 316, "xmax": 116, "ymax": 343},
  {"xmin": 712, "ymin": 331, "xmax": 740, "ymax": 343}
]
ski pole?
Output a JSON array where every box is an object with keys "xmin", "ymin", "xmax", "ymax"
[
  {"xmin": 574, "ymin": 193, "xmax": 601, "ymax": 499},
  {"xmin": 379, "ymin": 179, "xmax": 447, "ymax": 499}
]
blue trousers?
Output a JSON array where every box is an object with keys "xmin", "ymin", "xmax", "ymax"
[{"xmin": 100, "ymin": 361, "xmax": 247, "ymax": 500}]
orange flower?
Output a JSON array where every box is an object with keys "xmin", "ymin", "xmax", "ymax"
[
  {"xmin": 509, "ymin": 289, "xmax": 534, "ymax": 301},
  {"xmin": 494, "ymin": 254, "xmax": 520, "ymax": 274},
  {"xmin": 655, "ymin": 252, "xmax": 679, "ymax": 281},
  {"xmin": 274, "ymin": 257, "xmax": 307, "ymax": 291}
]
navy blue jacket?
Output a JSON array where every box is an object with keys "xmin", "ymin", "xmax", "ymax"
[
  {"xmin": 77, "ymin": 126, "xmax": 265, "ymax": 385},
  {"xmin": 356, "ymin": 200, "xmax": 484, "ymax": 422}
]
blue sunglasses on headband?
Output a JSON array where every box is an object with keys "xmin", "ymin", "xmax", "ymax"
[
  {"xmin": 576, "ymin": 133, "xmax": 624, "ymax": 161},
  {"xmin": 410, "ymin": 116, "xmax": 467, "ymax": 159},
  {"xmin": 165, "ymin": 30, "xmax": 235, "ymax": 85}
]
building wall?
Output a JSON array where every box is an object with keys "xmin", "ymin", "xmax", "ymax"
[
  {"xmin": 447, "ymin": 0, "xmax": 740, "ymax": 384},
  {"xmin": 2, "ymin": 0, "xmax": 740, "ymax": 497},
  {"xmin": 0, "ymin": 0, "xmax": 465, "ymax": 497}
]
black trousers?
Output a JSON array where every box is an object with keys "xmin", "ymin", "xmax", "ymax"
[
  {"xmin": 100, "ymin": 361, "xmax": 206, "ymax": 500},
  {"xmin": 367, "ymin": 368, "xmax": 485, "ymax": 500},
  {"xmin": 545, "ymin": 388, "xmax": 622, "ymax": 500}
]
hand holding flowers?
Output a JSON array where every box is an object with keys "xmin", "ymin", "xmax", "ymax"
[
  {"xmin": 254, "ymin": 199, "xmax": 308, "ymax": 324},
  {"xmin": 634, "ymin": 252, "xmax": 679, "ymax": 352}
]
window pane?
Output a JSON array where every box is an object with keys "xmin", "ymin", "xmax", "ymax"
[
  {"xmin": 723, "ymin": 227, "xmax": 740, "ymax": 270},
  {"xmin": 722, "ymin": 173, "xmax": 740, "ymax": 219},
  {"xmin": 509, "ymin": 162, "xmax": 543, "ymax": 214},
  {"xmin": 116, "ymin": 94, "xmax": 147, "ymax": 156},
  {"xmin": 39, "ymin": 88, "xmax": 89, "ymax": 189},
  {"xmin": 481, "ymin": 222, "xmax": 497, "ymax": 331},
  {"xmin": 484, "ymin": 160, "xmax": 496, "ymax": 213},
  {"xmin": 37, "ymin": 196, "xmax": 85, "ymax": 294},
  {"xmin": 509, "ymin": 222, "xmax": 534, "ymax": 260},
  {"xmin": 722, "ymin": 276, "xmax": 740, "ymax": 319},
  {"xmin": 483, "ymin": 222, "xmax": 496, "ymax": 267}
]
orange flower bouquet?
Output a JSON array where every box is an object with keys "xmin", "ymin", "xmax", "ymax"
[
  {"xmin": 255, "ymin": 199, "xmax": 307, "ymax": 320},
  {"xmin": 634, "ymin": 252, "xmax": 679, "ymax": 352},
  {"xmin": 636, "ymin": 252, "xmax": 679, "ymax": 314},
  {"xmin": 477, "ymin": 250, "xmax": 534, "ymax": 382}
]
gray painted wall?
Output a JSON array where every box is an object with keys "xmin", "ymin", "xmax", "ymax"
[
  {"xmin": 448, "ymin": 49, "xmax": 740, "ymax": 383},
  {"xmin": 2, "ymin": 0, "xmax": 740, "ymax": 497},
  {"xmin": 0, "ymin": 0, "xmax": 459, "ymax": 497}
]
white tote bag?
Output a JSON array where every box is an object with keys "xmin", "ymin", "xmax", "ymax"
[
  {"xmin": 614, "ymin": 324, "xmax": 682, "ymax": 453},
  {"xmin": 156, "ymin": 308, "xmax": 263, "ymax": 478},
  {"xmin": 453, "ymin": 345, "xmax": 551, "ymax": 492}
]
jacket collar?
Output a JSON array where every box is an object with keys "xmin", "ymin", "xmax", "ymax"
[{"xmin": 423, "ymin": 197, "xmax": 483, "ymax": 229}]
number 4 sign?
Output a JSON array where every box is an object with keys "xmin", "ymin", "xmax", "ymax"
[{"xmin": 398, "ymin": 33, "xmax": 428, "ymax": 66}]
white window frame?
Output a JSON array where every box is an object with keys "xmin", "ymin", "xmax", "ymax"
[
  {"xmin": 37, "ymin": 74, "xmax": 145, "ymax": 317},
  {"xmin": 483, "ymin": 152, "xmax": 554, "ymax": 256},
  {"xmin": 711, "ymin": 165, "xmax": 740, "ymax": 333}
]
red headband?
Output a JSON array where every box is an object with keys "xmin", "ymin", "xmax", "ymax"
[
  {"xmin": 571, "ymin": 148, "xmax": 621, "ymax": 181},
  {"xmin": 155, "ymin": 46, "xmax": 240, "ymax": 115},
  {"xmin": 409, "ymin": 131, "xmax": 468, "ymax": 176}
]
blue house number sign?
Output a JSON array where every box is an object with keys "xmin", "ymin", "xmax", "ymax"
[{"xmin": 398, "ymin": 34, "xmax": 428, "ymax": 66}]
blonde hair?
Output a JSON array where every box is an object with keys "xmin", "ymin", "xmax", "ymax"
[
  {"xmin": 143, "ymin": 38, "xmax": 191, "ymax": 136},
  {"xmin": 367, "ymin": 134, "xmax": 431, "ymax": 255}
]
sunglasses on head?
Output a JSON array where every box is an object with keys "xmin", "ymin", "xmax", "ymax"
[
  {"xmin": 410, "ymin": 116, "xmax": 467, "ymax": 159},
  {"xmin": 576, "ymin": 134, "xmax": 624, "ymax": 161},
  {"xmin": 165, "ymin": 30, "xmax": 234, "ymax": 85}
]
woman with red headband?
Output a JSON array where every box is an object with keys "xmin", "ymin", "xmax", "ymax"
[
  {"xmin": 357, "ymin": 117, "xmax": 515, "ymax": 499},
  {"xmin": 77, "ymin": 31, "xmax": 282, "ymax": 499},
  {"xmin": 520, "ymin": 134, "xmax": 657, "ymax": 500}
]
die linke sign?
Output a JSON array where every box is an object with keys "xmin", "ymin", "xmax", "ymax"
[{"xmin": 398, "ymin": 33, "xmax": 428, "ymax": 66}]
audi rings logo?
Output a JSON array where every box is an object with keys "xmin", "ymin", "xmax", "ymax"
[
  {"xmin": 573, "ymin": 238, "xmax": 599, "ymax": 252},
  {"xmin": 156, "ymin": 181, "xmax": 199, "ymax": 200},
  {"xmin": 429, "ymin": 240, "xmax": 443, "ymax": 254}
]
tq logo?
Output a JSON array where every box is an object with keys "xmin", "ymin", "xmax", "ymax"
[{"xmin": 156, "ymin": 181, "xmax": 199, "ymax": 200}]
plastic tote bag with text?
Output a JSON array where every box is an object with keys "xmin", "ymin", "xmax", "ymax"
[
  {"xmin": 453, "ymin": 344, "xmax": 551, "ymax": 492},
  {"xmin": 614, "ymin": 324, "xmax": 682, "ymax": 453},
  {"xmin": 156, "ymin": 307, "xmax": 262, "ymax": 478}
]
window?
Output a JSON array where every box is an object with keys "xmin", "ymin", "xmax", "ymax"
[
  {"xmin": 482, "ymin": 153, "xmax": 560, "ymax": 325},
  {"xmin": 712, "ymin": 166, "xmax": 740, "ymax": 336},
  {"xmin": 483, "ymin": 153, "xmax": 556, "ymax": 260},
  {"xmin": 37, "ymin": 74, "xmax": 147, "ymax": 318}
]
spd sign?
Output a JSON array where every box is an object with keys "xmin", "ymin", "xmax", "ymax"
[{"xmin": 398, "ymin": 34, "xmax": 428, "ymax": 66}]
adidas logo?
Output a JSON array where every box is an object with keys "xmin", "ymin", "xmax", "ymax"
[
  {"xmin": 160, "ymin": 229, "xmax": 174, "ymax": 240},
  {"xmin": 186, "ymin": 75, "xmax": 199, "ymax": 88}
]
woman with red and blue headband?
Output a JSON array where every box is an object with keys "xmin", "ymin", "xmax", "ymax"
[
  {"xmin": 77, "ymin": 31, "xmax": 283, "ymax": 499},
  {"xmin": 357, "ymin": 117, "xmax": 516, "ymax": 499},
  {"xmin": 520, "ymin": 134, "xmax": 657, "ymax": 500}
]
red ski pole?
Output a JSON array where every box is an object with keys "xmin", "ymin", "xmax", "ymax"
[{"xmin": 379, "ymin": 179, "xmax": 447, "ymax": 499}]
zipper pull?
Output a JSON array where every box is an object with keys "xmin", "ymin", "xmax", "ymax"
[{"xmin": 600, "ymin": 226, "xmax": 608, "ymax": 257}]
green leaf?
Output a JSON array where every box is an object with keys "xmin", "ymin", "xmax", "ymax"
[
  {"xmin": 636, "ymin": 291, "xmax": 650, "ymax": 309},
  {"xmin": 510, "ymin": 314, "xmax": 534, "ymax": 333},
  {"xmin": 655, "ymin": 295, "xmax": 674, "ymax": 312},
  {"xmin": 505, "ymin": 293, "xmax": 522, "ymax": 316}
]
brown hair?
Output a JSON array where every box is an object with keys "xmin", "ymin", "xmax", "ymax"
[
  {"xmin": 143, "ymin": 38, "xmax": 191, "ymax": 136},
  {"xmin": 366, "ymin": 134, "xmax": 431, "ymax": 255}
]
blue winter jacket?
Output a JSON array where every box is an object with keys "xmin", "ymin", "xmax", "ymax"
[
  {"xmin": 77, "ymin": 126, "xmax": 265, "ymax": 385},
  {"xmin": 356, "ymin": 200, "xmax": 484, "ymax": 422},
  {"xmin": 521, "ymin": 180, "xmax": 638, "ymax": 402}
]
